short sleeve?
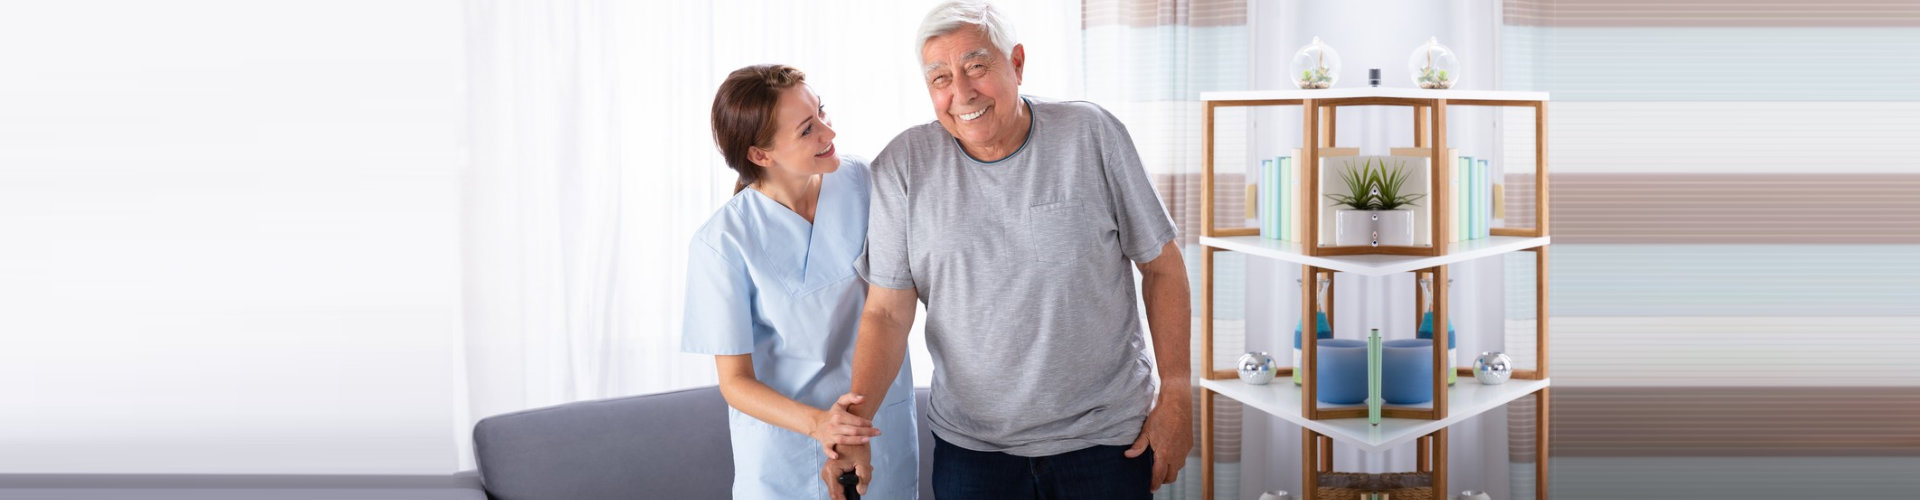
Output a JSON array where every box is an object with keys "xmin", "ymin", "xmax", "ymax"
[
  {"xmin": 1092, "ymin": 105, "xmax": 1179, "ymax": 263},
  {"xmin": 863, "ymin": 138, "xmax": 916, "ymax": 290},
  {"xmin": 680, "ymin": 237, "xmax": 755, "ymax": 355}
]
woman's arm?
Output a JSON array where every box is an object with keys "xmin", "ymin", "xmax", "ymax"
[{"xmin": 714, "ymin": 354, "xmax": 880, "ymax": 458}]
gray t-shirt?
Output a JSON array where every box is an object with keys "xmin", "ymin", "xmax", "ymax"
[{"xmin": 864, "ymin": 97, "xmax": 1178, "ymax": 456}]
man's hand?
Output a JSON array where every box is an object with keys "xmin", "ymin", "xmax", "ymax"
[
  {"xmin": 821, "ymin": 443, "xmax": 873, "ymax": 499},
  {"xmin": 810, "ymin": 393, "xmax": 880, "ymax": 459},
  {"xmin": 1124, "ymin": 378, "xmax": 1193, "ymax": 492}
]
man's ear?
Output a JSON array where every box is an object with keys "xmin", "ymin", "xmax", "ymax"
[
  {"xmin": 1010, "ymin": 44, "xmax": 1025, "ymax": 83},
  {"xmin": 748, "ymin": 146, "xmax": 774, "ymax": 169}
]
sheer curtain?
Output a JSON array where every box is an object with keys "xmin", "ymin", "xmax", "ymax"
[{"xmin": 458, "ymin": 0, "xmax": 1081, "ymax": 469}]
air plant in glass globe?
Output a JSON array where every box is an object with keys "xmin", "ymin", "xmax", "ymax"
[
  {"xmin": 1408, "ymin": 36, "xmax": 1459, "ymax": 89},
  {"xmin": 1289, "ymin": 37, "xmax": 1340, "ymax": 89}
]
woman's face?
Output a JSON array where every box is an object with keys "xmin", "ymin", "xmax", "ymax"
[{"xmin": 752, "ymin": 85, "xmax": 838, "ymax": 177}]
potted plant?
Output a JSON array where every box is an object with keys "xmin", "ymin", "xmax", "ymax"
[{"xmin": 1327, "ymin": 158, "xmax": 1424, "ymax": 247}]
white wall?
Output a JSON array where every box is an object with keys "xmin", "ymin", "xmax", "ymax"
[{"xmin": 0, "ymin": 1, "xmax": 465, "ymax": 474}]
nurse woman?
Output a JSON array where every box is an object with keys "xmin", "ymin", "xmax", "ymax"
[{"xmin": 681, "ymin": 64, "xmax": 919, "ymax": 499}]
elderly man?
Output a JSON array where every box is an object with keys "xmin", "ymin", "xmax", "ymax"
[{"xmin": 826, "ymin": 1, "xmax": 1191, "ymax": 499}]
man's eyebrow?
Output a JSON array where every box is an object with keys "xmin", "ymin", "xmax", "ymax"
[{"xmin": 925, "ymin": 48, "xmax": 996, "ymax": 75}]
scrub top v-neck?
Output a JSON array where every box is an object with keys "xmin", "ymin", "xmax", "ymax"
[{"xmin": 681, "ymin": 156, "xmax": 919, "ymax": 499}]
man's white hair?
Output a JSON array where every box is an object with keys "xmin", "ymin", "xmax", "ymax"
[{"xmin": 915, "ymin": 0, "xmax": 1018, "ymax": 66}]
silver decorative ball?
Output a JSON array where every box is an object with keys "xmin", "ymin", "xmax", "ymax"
[
  {"xmin": 1473, "ymin": 352, "xmax": 1513, "ymax": 385},
  {"xmin": 1237, "ymin": 351, "xmax": 1278, "ymax": 385}
]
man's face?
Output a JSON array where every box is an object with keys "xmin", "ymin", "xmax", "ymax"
[{"xmin": 920, "ymin": 26, "xmax": 1024, "ymax": 153}]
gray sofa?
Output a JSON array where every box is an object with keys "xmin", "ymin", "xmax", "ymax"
[
  {"xmin": 471, "ymin": 385, "xmax": 936, "ymax": 499},
  {"xmin": 0, "ymin": 386, "xmax": 932, "ymax": 500}
]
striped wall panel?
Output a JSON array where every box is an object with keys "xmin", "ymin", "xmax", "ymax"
[
  {"xmin": 1542, "ymin": 102, "xmax": 1920, "ymax": 173},
  {"xmin": 1082, "ymin": 0, "xmax": 1245, "ymax": 29},
  {"xmin": 1544, "ymin": 316, "xmax": 1920, "ymax": 387},
  {"xmin": 1544, "ymin": 245, "xmax": 1920, "ymax": 317},
  {"xmin": 1548, "ymin": 173, "xmax": 1920, "ymax": 244},
  {"xmin": 1504, "ymin": 0, "xmax": 1920, "ymax": 27},
  {"xmin": 1156, "ymin": 172, "xmax": 1250, "ymax": 246},
  {"xmin": 1546, "ymin": 457, "xmax": 1920, "ymax": 498},
  {"xmin": 1499, "ymin": 27, "xmax": 1920, "ymax": 101},
  {"xmin": 1082, "ymin": 25, "xmax": 1249, "ymax": 103},
  {"xmin": 1549, "ymin": 387, "xmax": 1920, "ymax": 457}
]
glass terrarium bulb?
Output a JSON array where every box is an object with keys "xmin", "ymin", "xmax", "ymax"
[
  {"xmin": 1289, "ymin": 36, "xmax": 1341, "ymax": 89},
  {"xmin": 1408, "ymin": 36, "xmax": 1460, "ymax": 89}
]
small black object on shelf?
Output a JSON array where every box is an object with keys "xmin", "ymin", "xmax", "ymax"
[{"xmin": 1369, "ymin": 68, "xmax": 1382, "ymax": 87}]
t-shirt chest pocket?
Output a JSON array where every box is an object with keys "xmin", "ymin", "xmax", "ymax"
[{"xmin": 1028, "ymin": 201, "xmax": 1088, "ymax": 263}]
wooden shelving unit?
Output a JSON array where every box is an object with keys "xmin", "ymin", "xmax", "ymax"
[{"xmin": 1197, "ymin": 88, "xmax": 1551, "ymax": 499}]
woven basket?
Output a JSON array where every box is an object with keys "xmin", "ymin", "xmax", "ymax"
[{"xmin": 1315, "ymin": 472, "xmax": 1435, "ymax": 500}]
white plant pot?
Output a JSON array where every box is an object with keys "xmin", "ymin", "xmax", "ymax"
[{"xmin": 1334, "ymin": 209, "xmax": 1416, "ymax": 247}]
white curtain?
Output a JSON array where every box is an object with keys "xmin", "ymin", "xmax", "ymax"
[
  {"xmin": 458, "ymin": 0, "xmax": 1082, "ymax": 469},
  {"xmin": 461, "ymin": 0, "xmax": 667, "ymax": 471}
]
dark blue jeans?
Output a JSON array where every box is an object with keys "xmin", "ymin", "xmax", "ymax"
[{"xmin": 931, "ymin": 434, "xmax": 1154, "ymax": 500}]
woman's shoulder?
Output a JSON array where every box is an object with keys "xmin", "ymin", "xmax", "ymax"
[
  {"xmin": 834, "ymin": 154, "xmax": 874, "ymax": 187},
  {"xmin": 838, "ymin": 153, "xmax": 871, "ymax": 174},
  {"xmin": 689, "ymin": 191, "xmax": 762, "ymax": 258}
]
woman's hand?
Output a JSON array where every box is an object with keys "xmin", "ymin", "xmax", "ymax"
[{"xmin": 810, "ymin": 393, "xmax": 881, "ymax": 459}]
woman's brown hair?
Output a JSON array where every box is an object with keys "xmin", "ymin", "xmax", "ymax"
[{"xmin": 710, "ymin": 64, "xmax": 807, "ymax": 193}]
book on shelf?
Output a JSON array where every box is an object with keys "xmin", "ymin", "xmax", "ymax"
[
  {"xmin": 1476, "ymin": 158, "xmax": 1492, "ymax": 239},
  {"xmin": 1287, "ymin": 150, "xmax": 1300, "ymax": 241},
  {"xmin": 1260, "ymin": 158, "xmax": 1277, "ymax": 239},
  {"xmin": 1258, "ymin": 153, "xmax": 1302, "ymax": 241},
  {"xmin": 1455, "ymin": 154, "xmax": 1470, "ymax": 243},
  {"xmin": 1469, "ymin": 155, "xmax": 1481, "ymax": 239}
]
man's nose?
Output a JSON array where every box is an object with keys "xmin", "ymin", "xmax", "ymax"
[{"xmin": 950, "ymin": 72, "xmax": 976, "ymax": 102}]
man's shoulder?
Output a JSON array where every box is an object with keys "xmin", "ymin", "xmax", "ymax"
[
  {"xmin": 874, "ymin": 121, "xmax": 953, "ymax": 169},
  {"xmin": 1029, "ymin": 97, "xmax": 1119, "ymax": 126},
  {"xmin": 886, "ymin": 120, "xmax": 951, "ymax": 149}
]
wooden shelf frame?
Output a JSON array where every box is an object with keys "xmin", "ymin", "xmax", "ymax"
[{"xmin": 1197, "ymin": 90, "xmax": 1551, "ymax": 500}]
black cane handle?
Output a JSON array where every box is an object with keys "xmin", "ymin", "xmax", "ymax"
[{"xmin": 836, "ymin": 471, "xmax": 860, "ymax": 500}]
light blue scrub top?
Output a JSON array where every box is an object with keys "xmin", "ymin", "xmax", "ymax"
[{"xmin": 681, "ymin": 156, "xmax": 918, "ymax": 499}]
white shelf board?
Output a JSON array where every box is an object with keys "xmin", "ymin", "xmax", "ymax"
[
  {"xmin": 1200, "ymin": 377, "xmax": 1550, "ymax": 453},
  {"xmin": 1198, "ymin": 235, "xmax": 1549, "ymax": 276},
  {"xmin": 1201, "ymin": 88, "xmax": 1549, "ymax": 103}
]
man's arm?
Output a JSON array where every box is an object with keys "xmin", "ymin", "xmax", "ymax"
[
  {"xmin": 847, "ymin": 284, "xmax": 916, "ymax": 418},
  {"xmin": 1123, "ymin": 240, "xmax": 1193, "ymax": 492},
  {"xmin": 829, "ymin": 283, "xmax": 917, "ymax": 499}
]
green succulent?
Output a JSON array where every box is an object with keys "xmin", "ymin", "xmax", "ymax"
[{"xmin": 1324, "ymin": 158, "xmax": 1425, "ymax": 210}]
